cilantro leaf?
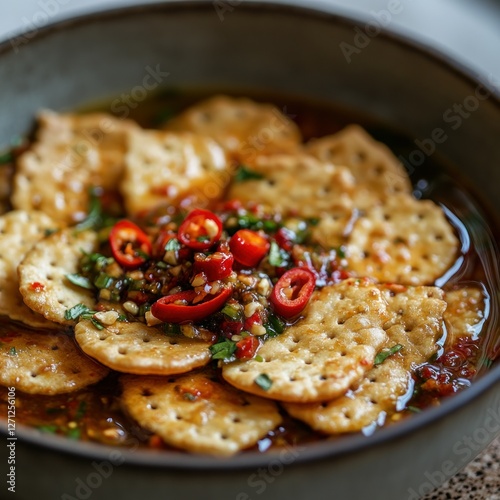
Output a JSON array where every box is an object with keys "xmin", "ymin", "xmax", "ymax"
[
  {"xmin": 210, "ymin": 339, "xmax": 237, "ymax": 360},
  {"xmin": 234, "ymin": 165, "xmax": 265, "ymax": 182},
  {"xmin": 64, "ymin": 303, "xmax": 92, "ymax": 321},
  {"xmin": 374, "ymin": 344, "xmax": 403, "ymax": 365},
  {"xmin": 66, "ymin": 273, "xmax": 94, "ymax": 290},
  {"xmin": 254, "ymin": 373, "xmax": 273, "ymax": 391}
]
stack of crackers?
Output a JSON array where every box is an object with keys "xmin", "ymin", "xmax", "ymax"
[{"xmin": 0, "ymin": 96, "xmax": 486, "ymax": 456}]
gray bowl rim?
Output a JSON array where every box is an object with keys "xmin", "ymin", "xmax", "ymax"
[{"xmin": 0, "ymin": 0, "xmax": 498, "ymax": 471}]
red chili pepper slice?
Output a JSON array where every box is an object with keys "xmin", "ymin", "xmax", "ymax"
[
  {"xmin": 178, "ymin": 209, "xmax": 222, "ymax": 251},
  {"xmin": 270, "ymin": 267, "xmax": 316, "ymax": 319},
  {"xmin": 235, "ymin": 336, "xmax": 260, "ymax": 359},
  {"xmin": 229, "ymin": 229, "xmax": 270, "ymax": 267},
  {"xmin": 109, "ymin": 220, "xmax": 152, "ymax": 270},
  {"xmin": 151, "ymin": 285, "xmax": 232, "ymax": 324},
  {"xmin": 193, "ymin": 251, "xmax": 234, "ymax": 281}
]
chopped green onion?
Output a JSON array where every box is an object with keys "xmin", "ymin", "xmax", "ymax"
[
  {"xmin": 90, "ymin": 318, "xmax": 104, "ymax": 330},
  {"xmin": 374, "ymin": 344, "xmax": 403, "ymax": 365},
  {"xmin": 234, "ymin": 165, "xmax": 265, "ymax": 182},
  {"xmin": 183, "ymin": 393, "xmax": 197, "ymax": 401},
  {"xmin": 254, "ymin": 373, "xmax": 273, "ymax": 391},
  {"xmin": 94, "ymin": 273, "xmax": 114, "ymax": 289},
  {"xmin": 162, "ymin": 323, "xmax": 182, "ymax": 335},
  {"xmin": 268, "ymin": 241, "xmax": 288, "ymax": 267},
  {"xmin": 221, "ymin": 303, "xmax": 240, "ymax": 320},
  {"xmin": 9, "ymin": 347, "xmax": 16, "ymax": 356},
  {"xmin": 66, "ymin": 273, "xmax": 94, "ymax": 290},
  {"xmin": 210, "ymin": 339, "xmax": 237, "ymax": 360}
]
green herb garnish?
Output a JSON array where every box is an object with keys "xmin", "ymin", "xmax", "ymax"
[
  {"xmin": 183, "ymin": 393, "xmax": 197, "ymax": 401},
  {"xmin": 165, "ymin": 238, "xmax": 181, "ymax": 251},
  {"xmin": 75, "ymin": 188, "xmax": 115, "ymax": 231},
  {"xmin": 254, "ymin": 373, "xmax": 273, "ymax": 391},
  {"xmin": 374, "ymin": 344, "xmax": 403, "ymax": 365},
  {"xmin": 0, "ymin": 150, "xmax": 13, "ymax": 164},
  {"xmin": 234, "ymin": 165, "xmax": 265, "ymax": 182},
  {"xmin": 210, "ymin": 339, "xmax": 237, "ymax": 360},
  {"xmin": 64, "ymin": 303, "xmax": 92, "ymax": 321},
  {"xmin": 66, "ymin": 273, "xmax": 94, "ymax": 290},
  {"xmin": 9, "ymin": 347, "xmax": 16, "ymax": 356},
  {"xmin": 265, "ymin": 314, "xmax": 286, "ymax": 337},
  {"xmin": 221, "ymin": 303, "xmax": 240, "ymax": 320},
  {"xmin": 268, "ymin": 241, "xmax": 288, "ymax": 267}
]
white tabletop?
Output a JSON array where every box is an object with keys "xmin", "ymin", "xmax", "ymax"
[{"xmin": 2, "ymin": 0, "xmax": 500, "ymax": 88}]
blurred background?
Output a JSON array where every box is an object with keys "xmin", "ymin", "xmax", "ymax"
[{"xmin": 2, "ymin": 0, "xmax": 500, "ymax": 87}]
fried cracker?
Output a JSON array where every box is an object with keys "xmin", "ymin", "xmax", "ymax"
[
  {"xmin": 18, "ymin": 229, "xmax": 98, "ymax": 325},
  {"xmin": 120, "ymin": 370, "xmax": 282, "ymax": 456},
  {"xmin": 0, "ymin": 327, "xmax": 109, "ymax": 395},
  {"xmin": 120, "ymin": 129, "xmax": 229, "ymax": 215},
  {"xmin": 227, "ymin": 154, "xmax": 355, "ymax": 219},
  {"xmin": 346, "ymin": 194, "xmax": 459, "ymax": 285},
  {"xmin": 306, "ymin": 125, "xmax": 411, "ymax": 208},
  {"xmin": 284, "ymin": 285, "xmax": 446, "ymax": 433},
  {"xmin": 0, "ymin": 210, "xmax": 61, "ymax": 328},
  {"xmin": 223, "ymin": 279, "xmax": 389, "ymax": 403},
  {"xmin": 11, "ymin": 110, "xmax": 137, "ymax": 224},
  {"xmin": 75, "ymin": 320, "xmax": 212, "ymax": 375},
  {"xmin": 164, "ymin": 95, "xmax": 301, "ymax": 163},
  {"xmin": 444, "ymin": 286, "xmax": 485, "ymax": 346}
]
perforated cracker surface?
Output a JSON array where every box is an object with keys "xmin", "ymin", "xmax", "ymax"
[
  {"xmin": 121, "ymin": 129, "xmax": 228, "ymax": 215},
  {"xmin": 75, "ymin": 320, "xmax": 212, "ymax": 375},
  {"xmin": 121, "ymin": 370, "xmax": 282, "ymax": 455},
  {"xmin": 164, "ymin": 95, "xmax": 301, "ymax": 163},
  {"xmin": 18, "ymin": 229, "xmax": 98, "ymax": 325},
  {"xmin": 223, "ymin": 279, "xmax": 389, "ymax": 403},
  {"xmin": 0, "ymin": 210, "xmax": 60, "ymax": 328},
  {"xmin": 11, "ymin": 111, "xmax": 137, "ymax": 224},
  {"xmin": 306, "ymin": 124, "xmax": 411, "ymax": 208},
  {"xmin": 346, "ymin": 194, "xmax": 459, "ymax": 285},
  {"xmin": 0, "ymin": 327, "xmax": 108, "ymax": 395}
]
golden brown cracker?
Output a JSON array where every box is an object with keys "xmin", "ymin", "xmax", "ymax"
[
  {"xmin": 0, "ymin": 327, "xmax": 109, "ymax": 395},
  {"xmin": 346, "ymin": 194, "xmax": 459, "ymax": 285},
  {"xmin": 121, "ymin": 129, "xmax": 229, "ymax": 215},
  {"xmin": 120, "ymin": 370, "xmax": 282, "ymax": 456},
  {"xmin": 284, "ymin": 284, "xmax": 446, "ymax": 434},
  {"xmin": 228, "ymin": 154, "xmax": 355, "ymax": 219},
  {"xmin": 0, "ymin": 210, "xmax": 60, "ymax": 328},
  {"xmin": 306, "ymin": 124, "xmax": 411, "ymax": 208},
  {"xmin": 11, "ymin": 110, "xmax": 137, "ymax": 224},
  {"xmin": 223, "ymin": 279, "xmax": 390, "ymax": 403},
  {"xmin": 75, "ymin": 320, "xmax": 212, "ymax": 375},
  {"xmin": 164, "ymin": 95, "xmax": 301, "ymax": 163},
  {"xmin": 18, "ymin": 228, "xmax": 98, "ymax": 325}
]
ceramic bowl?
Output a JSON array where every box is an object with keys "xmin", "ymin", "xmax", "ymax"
[{"xmin": 0, "ymin": 2, "xmax": 498, "ymax": 499}]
